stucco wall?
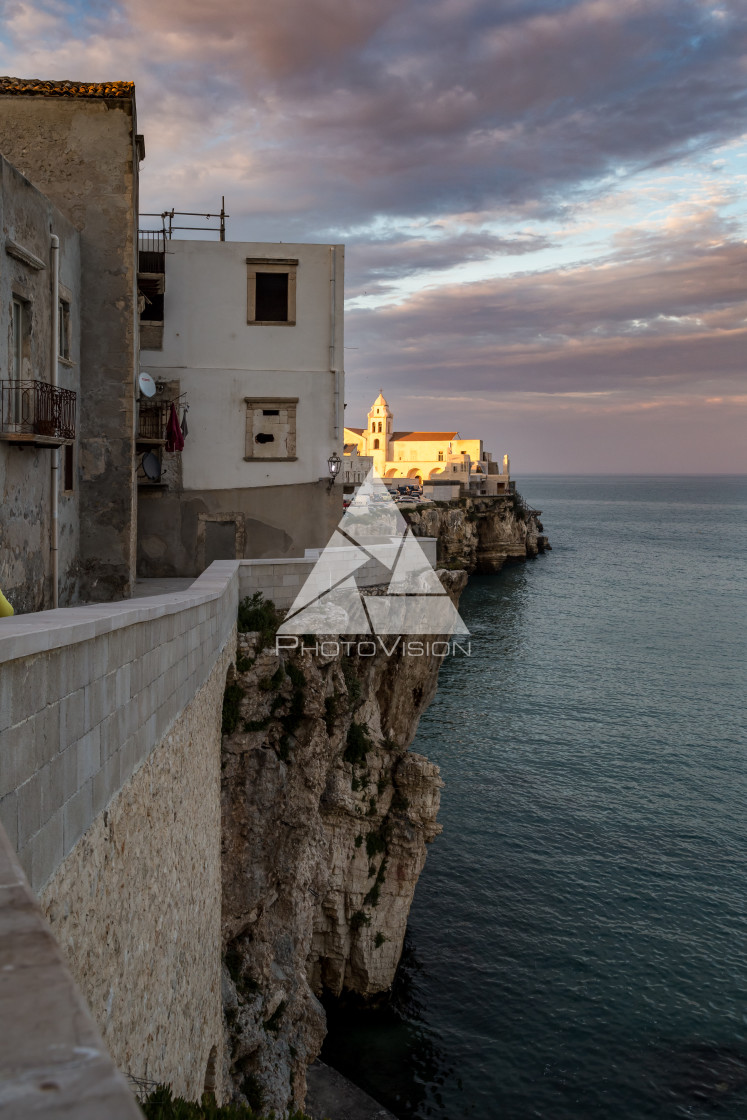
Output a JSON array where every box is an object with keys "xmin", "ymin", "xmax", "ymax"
[
  {"xmin": 139, "ymin": 239, "xmax": 344, "ymax": 490},
  {"xmin": 0, "ymin": 92, "xmax": 140, "ymax": 602},
  {"xmin": 137, "ymin": 479, "xmax": 341, "ymax": 574},
  {"xmin": 40, "ymin": 637, "xmax": 232, "ymax": 1101},
  {"xmin": 0, "ymin": 155, "xmax": 81, "ymax": 612}
]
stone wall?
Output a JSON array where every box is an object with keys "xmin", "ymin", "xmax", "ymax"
[
  {"xmin": 40, "ymin": 637, "xmax": 232, "ymax": 1101},
  {"xmin": 0, "ymin": 88, "xmax": 141, "ymax": 601},
  {"xmin": 0, "ymin": 154, "xmax": 81, "ymax": 612},
  {"xmin": 0, "ymin": 561, "xmax": 240, "ymax": 1106}
]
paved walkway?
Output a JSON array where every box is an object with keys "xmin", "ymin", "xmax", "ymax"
[{"xmin": 305, "ymin": 1061, "xmax": 399, "ymax": 1120}]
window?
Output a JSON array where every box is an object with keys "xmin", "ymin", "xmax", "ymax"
[
  {"xmin": 438, "ymin": 451, "xmax": 444, "ymax": 461},
  {"xmin": 247, "ymin": 258, "xmax": 298, "ymax": 325},
  {"xmin": 373, "ymin": 439, "xmax": 379, "ymax": 450},
  {"xmin": 378, "ymin": 422, "xmax": 382, "ymax": 433},
  {"xmin": 63, "ymin": 444, "xmax": 74, "ymax": 492},
  {"xmin": 10, "ymin": 298, "xmax": 30, "ymax": 423},
  {"xmin": 245, "ymin": 397, "xmax": 297, "ymax": 460},
  {"xmin": 11, "ymin": 298, "xmax": 27, "ymax": 379},
  {"xmin": 58, "ymin": 299, "xmax": 71, "ymax": 360}
]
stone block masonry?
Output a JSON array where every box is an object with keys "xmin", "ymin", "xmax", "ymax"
[
  {"xmin": 41, "ymin": 636, "xmax": 233, "ymax": 1101},
  {"xmin": 0, "ymin": 561, "xmax": 240, "ymax": 1105}
]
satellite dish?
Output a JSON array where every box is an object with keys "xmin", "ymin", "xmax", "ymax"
[
  {"xmin": 139, "ymin": 371, "xmax": 156, "ymax": 398},
  {"xmin": 142, "ymin": 451, "xmax": 161, "ymax": 481}
]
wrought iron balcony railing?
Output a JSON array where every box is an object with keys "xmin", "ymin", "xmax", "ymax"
[
  {"xmin": 0, "ymin": 380, "xmax": 76, "ymax": 446},
  {"xmin": 136, "ymin": 399, "xmax": 168, "ymax": 446}
]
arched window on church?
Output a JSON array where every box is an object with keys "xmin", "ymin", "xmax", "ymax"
[
  {"xmin": 378, "ymin": 422, "xmax": 382, "ymax": 432},
  {"xmin": 374, "ymin": 439, "xmax": 380, "ymax": 450}
]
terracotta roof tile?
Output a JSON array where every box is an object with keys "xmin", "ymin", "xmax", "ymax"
[{"xmin": 0, "ymin": 77, "xmax": 134, "ymax": 98}]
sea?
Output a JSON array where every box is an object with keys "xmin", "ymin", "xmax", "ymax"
[{"xmin": 321, "ymin": 475, "xmax": 747, "ymax": 1120}]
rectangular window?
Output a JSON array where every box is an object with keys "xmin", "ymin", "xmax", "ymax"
[
  {"xmin": 11, "ymin": 298, "xmax": 25, "ymax": 378},
  {"xmin": 244, "ymin": 397, "xmax": 298, "ymax": 461},
  {"xmin": 247, "ymin": 258, "xmax": 298, "ymax": 325},
  {"xmin": 58, "ymin": 299, "xmax": 71, "ymax": 360},
  {"xmin": 63, "ymin": 443, "xmax": 74, "ymax": 492}
]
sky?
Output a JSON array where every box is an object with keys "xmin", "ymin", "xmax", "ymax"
[{"xmin": 2, "ymin": 0, "xmax": 745, "ymax": 473}]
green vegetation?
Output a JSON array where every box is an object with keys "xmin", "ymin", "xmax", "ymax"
[
  {"xmin": 237, "ymin": 592, "xmax": 282, "ymax": 650},
  {"xmin": 222, "ymin": 680, "xmax": 244, "ymax": 736},
  {"xmin": 344, "ymin": 721, "xmax": 371, "ymax": 766},
  {"xmin": 350, "ymin": 910, "xmax": 370, "ymax": 931},
  {"xmin": 324, "ymin": 694, "xmax": 340, "ymax": 734},
  {"xmin": 374, "ymin": 932, "xmax": 388, "ymax": 948},
  {"xmin": 354, "ymin": 834, "xmax": 363, "ymax": 848},
  {"xmin": 363, "ymin": 858, "xmax": 388, "ymax": 908},
  {"xmin": 140, "ymin": 1083, "xmax": 316, "ymax": 1120},
  {"xmin": 243, "ymin": 717, "xmax": 271, "ymax": 733},
  {"xmin": 259, "ymin": 666, "xmax": 285, "ymax": 691},
  {"xmin": 236, "ymin": 652, "xmax": 254, "ymax": 673},
  {"xmin": 365, "ymin": 822, "xmax": 389, "ymax": 859}
]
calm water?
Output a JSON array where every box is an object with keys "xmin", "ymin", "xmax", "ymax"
[{"xmin": 322, "ymin": 476, "xmax": 747, "ymax": 1119}]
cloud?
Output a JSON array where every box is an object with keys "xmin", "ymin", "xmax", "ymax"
[
  {"xmin": 344, "ymin": 231, "xmax": 747, "ymax": 396},
  {"xmin": 1, "ymin": 0, "xmax": 745, "ymax": 469}
]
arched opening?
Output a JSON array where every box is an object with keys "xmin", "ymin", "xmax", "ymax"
[
  {"xmin": 385, "ymin": 468, "xmax": 398, "ymax": 478},
  {"xmin": 204, "ymin": 1045, "xmax": 218, "ymax": 1101},
  {"xmin": 407, "ymin": 468, "xmax": 422, "ymax": 483},
  {"xmin": 373, "ymin": 439, "xmax": 380, "ymax": 450},
  {"xmin": 378, "ymin": 422, "xmax": 382, "ymax": 432},
  {"xmin": 429, "ymin": 467, "xmax": 444, "ymax": 479}
]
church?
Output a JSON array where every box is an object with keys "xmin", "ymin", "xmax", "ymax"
[{"xmin": 343, "ymin": 392, "xmax": 511, "ymax": 494}]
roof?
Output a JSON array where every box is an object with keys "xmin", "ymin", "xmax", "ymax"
[
  {"xmin": 0, "ymin": 77, "xmax": 134, "ymax": 99},
  {"xmin": 391, "ymin": 431, "xmax": 458, "ymax": 442},
  {"xmin": 345, "ymin": 427, "xmax": 365, "ymax": 436}
]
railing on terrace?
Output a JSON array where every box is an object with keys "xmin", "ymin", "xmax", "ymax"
[
  {"xmin": 138, "ymin": 230, "xmax": 166, "ymax": 274},
  {"xmin": 0, "ymin": 380, "xmax": 76, "ymax": 446}
]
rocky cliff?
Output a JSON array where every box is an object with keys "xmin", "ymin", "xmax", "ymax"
[
  {"xmin": 220, "ymin": 571, "xmax": 467, "ymax": 1114},
  {"xmin": 404, "ymin": 492, "xmax": 550, "ymax": 573}
]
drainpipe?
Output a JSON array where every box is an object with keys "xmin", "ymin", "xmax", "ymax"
[
  {"xmin": 50, "ymin": 233, "xmax": 59, "ymax": 609},
  {"xmin": 329, "ymin": 246, "xmax": 340, "ymax": 443}
]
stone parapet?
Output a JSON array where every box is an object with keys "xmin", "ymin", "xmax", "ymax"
[{"xmin": 0, "ymin": 560, "xmax": 239, "ymax": 893}]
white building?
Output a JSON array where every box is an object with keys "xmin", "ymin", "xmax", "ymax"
[
  {"xmin": 345, "ymin": 392, "xmax": 511, "ymax": 497},
  {"xmin": 137, "ymin": 238, "xmax": 345, "ymax": 573}
]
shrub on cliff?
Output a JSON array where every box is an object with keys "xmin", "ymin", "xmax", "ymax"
[
  {"xmin": 237, "ymin": 593, "xmax": 281, "ymax": 650},
  {"xmin": 140, "ymin": 1083, "xmax": 316, "ymax": 1119}
]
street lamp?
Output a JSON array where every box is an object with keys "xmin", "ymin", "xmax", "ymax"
[{"xmin": 327, "ymin": 452, "xmax": 342, "ymax": 489}]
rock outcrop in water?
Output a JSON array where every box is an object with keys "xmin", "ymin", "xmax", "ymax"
[
  {"xmin": 404, "ymin": 493, "xmax": 550, "ymax": 573},
  {"xmin": 220, "ymin": 571, "xmax": 467, "ymax": 1113}
]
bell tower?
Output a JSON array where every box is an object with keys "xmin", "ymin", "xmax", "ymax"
[{"xmin": 366, "ymin": 390, "xmax": 392, "ymax": 477}]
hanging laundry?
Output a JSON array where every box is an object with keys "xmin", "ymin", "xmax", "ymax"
[
  {"xmin": 165, "ymin": 402, "xmax": 184, "ymax": 453},
  {"xmin": 181, "ymin": 407, "xmax": 189, "ymax": 439}
]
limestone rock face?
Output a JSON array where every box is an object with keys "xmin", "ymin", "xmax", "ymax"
[
  {"xmin": 405, "ymin": 493, "xmax": 550, "ymax": 573},
  {"xmin": 220, "ymin": 570, "xmax": 467, "ymax": 1114}
]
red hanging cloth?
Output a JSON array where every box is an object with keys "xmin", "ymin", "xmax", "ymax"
[{"xmin": 165, "ymin": 402, "xmax": 184, "ymax": 453}]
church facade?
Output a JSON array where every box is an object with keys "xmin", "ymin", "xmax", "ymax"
[{"xmin": 344, "ymin": 392, "xmax": 511, "ymax": 494}]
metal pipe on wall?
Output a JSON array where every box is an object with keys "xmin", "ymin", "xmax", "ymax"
[
  {"xmin": 50, "ymin": 233, "xmax": 60, "ymax": 609},
  {"xmin": 329, "ymin": 246, "xmax": 340, "ymax": 443}
]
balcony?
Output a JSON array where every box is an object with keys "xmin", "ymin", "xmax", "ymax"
[
  {"xmin": 136, "ymin": 398, "xmax": 168, "ymax": 450},
  {"xmin": 0, "ymin": 380, "xmax": 76, "ymax": 447}
]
